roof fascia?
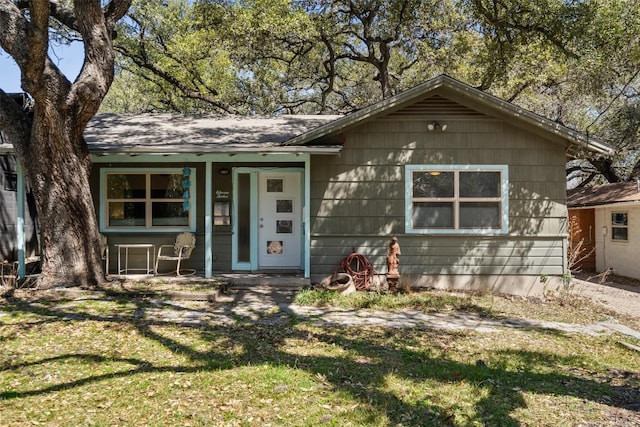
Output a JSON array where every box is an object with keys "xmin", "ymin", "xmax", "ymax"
[
  {"xmin": 88, "ymin": 145, "xmax": 342, "ymax": 156},
  {"xmin": 569, "ymin": 200, "xmax": 640, "ymax": 209}
]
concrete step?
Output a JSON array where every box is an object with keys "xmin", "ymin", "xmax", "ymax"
[{"xmin": 223, "ymin": 274, "xmax": 309, "ymax": 289}]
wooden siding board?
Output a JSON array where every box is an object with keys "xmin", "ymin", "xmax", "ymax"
[
  {"xmin": 510, "ymin": 165, "xmax": 566, "ymax": 183},
  {"xmin": 309, "ymin": 236, "xmax": 564, "ymax": 277},
  {"xmin": 212, "ymin": 233, "xmax": 232, "ymax": 270},
  {"xmin": 509, "ymin": 199, "xmax": 566, "ymax": 217},
  {"xmin": 508, "ymin": 218, "xmax": 567, "ymax": 236},
  {"xmin": 309, "ymin": 111, "xmax": 568, "ymax": 283}
]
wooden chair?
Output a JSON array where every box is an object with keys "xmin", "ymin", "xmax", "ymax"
[{"xmin": 154, "ymin": 233, "xmax": 196, "ymax": 276}]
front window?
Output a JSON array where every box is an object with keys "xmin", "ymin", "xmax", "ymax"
[
  {"xmin": 406, "ymin": 165, "xmax": 508, "ymax": 234},
  {"xmin": 611, "ymin": 212, "xmax": 628, "ymax": 241},
  {"xmin": 101, "ymin": 168, "xmax": 195, "ymax": 231}
]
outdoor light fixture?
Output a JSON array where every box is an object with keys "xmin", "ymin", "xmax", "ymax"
[{"xmin": 427, "ymin": 121, "xmax": 447, "ymax": 132}]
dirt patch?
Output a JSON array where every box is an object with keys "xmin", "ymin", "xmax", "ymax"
[{"xmin": 572, "ymin": 273, "xmax": 640, "ymax": 321}]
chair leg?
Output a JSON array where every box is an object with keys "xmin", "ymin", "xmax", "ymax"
[{"xmin": 176, "ymin": 257, "xmax": 182, "ymax": 277}]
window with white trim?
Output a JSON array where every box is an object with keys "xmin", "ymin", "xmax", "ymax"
[
  {"xmin": 405, "ymin": 165, "xmax": 508, "ymax": 234},
  {"xmin": 611, "ymin": 212, "xmax": 628, "ymax": 241},
  {"xmin": 101, "ymin": 168, "xmax": 195, "ymax": 231}
]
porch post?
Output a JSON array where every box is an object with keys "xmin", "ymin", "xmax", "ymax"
[
  {"xmin": 205, "ymin": 161, "xmax": 213, "ymax": 277},
  {"xmin": 303, "ymin": 155, "xmax": 311, "ymax": 278},
  {"xmin": 16, "ymin": 160, "xmax": 26, "ymax": 279}
]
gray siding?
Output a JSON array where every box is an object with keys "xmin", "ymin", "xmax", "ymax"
[
  {"xmin": 0, "ymin": 155, "xmax": 39, "ymax": 261},
  {"xmin": 309, "ymin": 112, "xmax": 568, "ymax": 287},
  {"xmin": 310, "ymin": 236, "xmax": 564, "ymax": 277}
]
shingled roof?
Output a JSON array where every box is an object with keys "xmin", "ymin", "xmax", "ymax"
[
  {"xmin": 0, "ymin": 113, "xmax": 344, "ymax": 154},
  {"xmin": 85, "ymin": 113, "xmax": 343, "ymax": 154},
  {"xmin": 567, "ymin": 181, "xmax": 640, "ymax": 208}
]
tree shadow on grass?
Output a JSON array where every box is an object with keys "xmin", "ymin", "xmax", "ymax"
[{"xmin": 1, "ymin": 295, "xmax": 639, "ymax": 426}]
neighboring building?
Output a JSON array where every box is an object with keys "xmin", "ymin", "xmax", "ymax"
[
  {"xmin": 1, "ymin": 93, "xmax": 39, "ymax": 265},
  {"xmin": 568, "ymin": 181, "xmax": 640, "ymax": 279},
  {"xmin": 2, "ymin": 75, "xmax": 612, "ymax": 295},
  {"xmin": 0, "ymin": 151, "xmax": 39, "ymax": 264}
]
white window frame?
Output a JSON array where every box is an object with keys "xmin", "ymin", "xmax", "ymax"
[
  {"xmin": 100, "ymin": 168, "xmax": 196, "ymax": 232},
  {"xmin": 611, "ymin": 212, "xmax": 628, "ymax": 241},
  {"xmin": 405, "ymin": 164, "xmax": 509, "ymax": 235}
]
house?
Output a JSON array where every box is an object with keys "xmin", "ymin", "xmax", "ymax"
[
  {"xmin": 0, "ymin": 154, "xmax": 39, "ymax": 260},
  {"xmin": 2, "ymin": 75, "xmax": 612, "ymax": 295},
  {"xmin": 0, "ymin": 96, "xmax": 39, "ymax": 266},
  {"xmin": 568, "ymin": 181, "xmax": 640, "ymax": 279}
]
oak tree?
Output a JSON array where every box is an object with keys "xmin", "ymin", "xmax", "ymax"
[{"xmin": 0, "ymin": 0, "xmax": 131, "ymax": 288}]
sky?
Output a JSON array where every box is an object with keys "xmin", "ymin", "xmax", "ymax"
[{"xmin": 0, "ymin": 42, "xmax": 85, "ymax": 93}]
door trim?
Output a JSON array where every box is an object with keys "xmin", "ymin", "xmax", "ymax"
[{"xmin": 231, "ymin": 167, "xmax": 304, "ymax": 271}]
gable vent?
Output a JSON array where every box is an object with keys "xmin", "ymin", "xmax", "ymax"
[{"xmin": 387, "ymin": 95, "xmax": 486, "ymax": 118}]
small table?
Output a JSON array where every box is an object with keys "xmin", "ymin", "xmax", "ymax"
[{"xmin": 115, "ymin": 244, "xmax": 156, "ymax": 276}]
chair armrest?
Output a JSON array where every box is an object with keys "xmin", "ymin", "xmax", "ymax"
[{"xmin": 156, "ymin": 245, "xmax": 175, "ymax": 258}]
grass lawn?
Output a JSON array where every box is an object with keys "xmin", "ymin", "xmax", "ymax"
[{"xmin": 1, "ymin": 287, "xmax": 639, "ymax": 426}]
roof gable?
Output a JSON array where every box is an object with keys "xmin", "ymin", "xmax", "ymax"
[
  {"xmin": 387, "ymin": 94, "xmax": 486, "ymax": 118},
  {"xmin": 284, "ymin": 74, "xmax": 613, "ymax": 156}
]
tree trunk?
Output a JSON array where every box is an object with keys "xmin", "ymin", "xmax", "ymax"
[
  {"xmin": 25, "ymin": 107, "xmax": 104, "ymax": 289},
  {"xmin": 1, "ymin": 0, "xmax": 131, "ymax": 289}
]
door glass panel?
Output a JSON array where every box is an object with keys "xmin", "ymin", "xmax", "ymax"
[
  {"xmin": 277, "ymin": 220, "xmax": 293, "ymax": 233},
  {"xmin": 267, "ymin": 178, "xmax": 284, "ymax": 192},
  {"xmin": 237, "ymin": 173, "xmax": 251, "ymax": 263},
  {"xmin": 276, "ymin": 199, "xmax": 293, "ymax": 213}
]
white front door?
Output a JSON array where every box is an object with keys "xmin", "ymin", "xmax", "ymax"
[{"xmin": 257, "ymin": 172, "xmax": 301, "ymax": 269}]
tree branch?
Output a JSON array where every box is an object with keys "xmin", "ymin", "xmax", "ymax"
[
  {"xmin": 69, "ymin": 0, "xmax": 131, "ymax": 131},
  {"xmin": 0, "ymin": 0, "xmax": 28, "ymax": 65},
  {"xmin": 116, "ymin": 44, "xmax": 237, "ymax": 114},
  {"xmin": 103, "ymin": 0, "xmax": 131, "ymax": 30},
  {"xmin": 589, "ymin": 157, "xmax": 622, "ymax": 183},
  {"xmin": 23, "ymin": 0, "xmax": 50, "ymax": 96}
]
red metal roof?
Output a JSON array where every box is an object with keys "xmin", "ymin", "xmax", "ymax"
[{"xmin": 568, "ymin": 181, "xmax": 640, "ymax": 208}]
